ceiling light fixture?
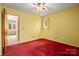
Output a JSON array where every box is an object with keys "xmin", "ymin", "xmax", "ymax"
[{"xmin": 32, "ymin": 3, "xmax": 47, "ymax": 10}]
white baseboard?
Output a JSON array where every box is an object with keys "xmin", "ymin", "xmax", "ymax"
[
  {"xmin": 0, "ymin": 50, "xmax": 2, "ymax": 56},
  {"xmin": 0, "ymin": 53, "xmax": 2, "ymax": 56}
]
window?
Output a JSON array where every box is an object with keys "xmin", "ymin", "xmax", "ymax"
[
  {"xmin": 13, "ymin": 24, "xmax": 16, "ymax": 29},
  {"xmin": 9, "ymin": 23, "xmax": 12, "ymax": 29},
  {"xmin": 8, "ymin": 23, "xmax": 16, "ymax": 29},
  {"xmin": 43, "ymin": 19, "xmax": 48, "ymax": 29}
]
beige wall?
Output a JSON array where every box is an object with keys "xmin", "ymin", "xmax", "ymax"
[
  {"xmin": 2, "ymin": 5, "xmax": 41, "ymax": 43},
  {"xmin": 0, "ymin": 4, "xmax": 2, "ymax": 55},
  {"xmin": 39, "ymin": 6, "xmax": 79, "ymax": 47}
]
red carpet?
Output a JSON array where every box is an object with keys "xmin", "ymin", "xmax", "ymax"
[{"xmin": 3, "ymin": 38, "xmax": 79, "ymax": 56}]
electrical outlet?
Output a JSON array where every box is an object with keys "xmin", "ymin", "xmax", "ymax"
[
  {"xmin": 33, "ymin": 36, "xmax": 35, "ymax": 38},
  {"xmin": 54, "ymin": 36, "xmax": 57, "ymax": 39}
]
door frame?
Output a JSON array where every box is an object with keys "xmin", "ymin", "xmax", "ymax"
[{"xmin": 2, "ymin": 8, "xmax": 8, "ymax": 54}]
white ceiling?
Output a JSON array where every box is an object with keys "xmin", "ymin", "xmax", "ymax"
[{"xmin": 3, "ymin": 3, "xmax": 79, "ymax": 16}]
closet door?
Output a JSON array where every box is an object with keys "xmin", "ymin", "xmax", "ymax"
[{"xmin": 2, "ymin": 8, "xmax": 8, "ymax": 53}]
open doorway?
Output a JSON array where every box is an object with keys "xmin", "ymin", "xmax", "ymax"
[
  {"xmin": 7, "ymin": 14, "xmax": 19, "ymax": 46},
  {"xmin": 2, "ymin": 8, "xmax": 19, "ymax": 54}
]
